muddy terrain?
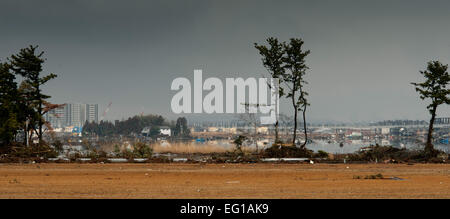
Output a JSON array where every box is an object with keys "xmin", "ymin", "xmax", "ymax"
[{"xmin": 0, "ymin": 163, "xmax": 448, "ymax": 198}]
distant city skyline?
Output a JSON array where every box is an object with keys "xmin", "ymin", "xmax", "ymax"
[
  {"xmin": 45, "ymin": 103, "xmax": 98, "ymax": 128},
  {"xmin": 1, "ymin": 0, "xmax": 449, "ymax": 123}
]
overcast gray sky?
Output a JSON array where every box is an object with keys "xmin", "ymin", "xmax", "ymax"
[{"xmin": 1, "ymin": 0, "xmax": 449, "ymax": 123}]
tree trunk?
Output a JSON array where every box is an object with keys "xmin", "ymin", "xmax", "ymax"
[
  {"xmin": 293, "ymin": 107, "xmax": 298, "ymax": 146},
  {"xmin": 23, "ymin": 122, "xmax": 28, "ymax": 146},
  {"xmin": 426, "ymin": 105, "xmax": 437, "ymax": 152},
  {"xmin": 38, "ymin": 105, "xmax": 42, "ymax": 145},
  {"xmin": 254, "ymin": 123, "xmax": 258, "ymax": 152},
  {"xmin": 300, "ymin": 104, "xmax": 307, "ymax": 149},
  {"xmin": 274, "ymin": 121, "xmax": 280, "ymax": 144},
  {"xmin": 38, "ymin": 86, "xmax": 43, "ymax": 147},
  {"xmin": 291, "ymin": 81, "xmax": 298, "ymax": 146}
]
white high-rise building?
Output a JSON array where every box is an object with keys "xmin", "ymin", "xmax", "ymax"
[
  {"xmin": 86, "ymin": 104, "xmax": 99, "ymax": 123},
  {"xmin": 44, "ymin": 106, "xmax": 67, "ymax": 129},
  {"xmin": 69, "ymin": 103, "xmax": 85, "ymax": 127},
  {"xmin": 45, "ymin": 103, "xmax": 99, "ymax": 129}
]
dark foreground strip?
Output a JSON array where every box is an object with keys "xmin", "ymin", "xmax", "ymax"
[{"xmin": 1, "ymin": 199, "xmax": 445, "ymax": 218}]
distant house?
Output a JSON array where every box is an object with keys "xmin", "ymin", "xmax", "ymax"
[
  {"xmin": 191, "ymin": 126, "xmax": 206, "ymax": 133},
  {"xmin": 159, "ymin": 126, "xmax": 171, "ymax": 136},
  {"xmin": 257, "ymin": 127, "xmax": 269, "ymax": 135},
  {"xmin": 141, "ymin": 126, "xmax": 151, "ymax": 137},
  {"xmin": 141, "ymin": 126, "xmax": 171, "ymax": 137},
  {"xmin": 207, "ymin": 127, "xmax": 219, "ymax": 132},
  {"xmin": 222, "ymin": 127, "xmax": 237, "ymax": 134}
]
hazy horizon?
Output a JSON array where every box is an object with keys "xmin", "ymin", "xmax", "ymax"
[{"xmin": 1, "ymin": 0, "xmax": 449, "ymax": 123}]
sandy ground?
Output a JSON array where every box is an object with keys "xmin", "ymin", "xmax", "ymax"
[{"xmin": 0, "ymin": 163, "xmax": 448, "ymax": 199}]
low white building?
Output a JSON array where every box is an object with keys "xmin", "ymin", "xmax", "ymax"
[
  {"xmin": 159, "ymin": 126, "xmax": 171, "ymax": 136},
  {"xmin": 222, "ymin": 127, "xmax": 237, "ymax": 134},
  {"xmin": 351, "ymin": 132, "xmax": 362, "ymax": 137},
  {"xmin": 207, "ymin": 127, "xmax": 219, "ymax": 132},
  {"xmin": 141, "ymin": 126, "xmax": 151, "ymax": 136},
  {"xmin": 381, "ymin": 128, "xmax": 390, "ymax": 135},
  {"xmin": 257, "ymin": 127, "xmax": 269, "ymax": 134}
]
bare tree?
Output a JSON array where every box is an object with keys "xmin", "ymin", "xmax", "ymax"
[{"xmin": 238, "ymin": 103, "xmax": 260, "ymax": 152}]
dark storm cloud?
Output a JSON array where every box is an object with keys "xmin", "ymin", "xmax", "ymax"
[{"xmin": 0, "ymin": 0, "xmax": 449, "ymax": 122}]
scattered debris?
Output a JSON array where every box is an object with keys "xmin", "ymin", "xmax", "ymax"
[
  {"xmin": 389, "ymin": 176, "xmax": 405, "ymax": 181},
  {"xmin": 108, "ymin": 158, "xmax": 127, "ymax": 163},
  {"xmin": 78, "ymin": 158, "xmax": 91, "ymax": 162},
  {"xmin": 261, "ymin": 158, "xmax": 309, "ymax": 162},
  {"xmin": 9, "ymin": 178, "xmax": 20, "ymax": 184},
  {"xmin": 353, "ymin": 173, "xmax": 384, "ymax": 180},
  {"xmin": 133, "ymin": 158, "xmax": 148, "ymax": 163},
  {"xmin": 48, "ymin": 158, "xmax": 69, "ymax": 161},
  {"xmin": 173, "ymin": 158, "xmax": 188, "ymax": 162}
]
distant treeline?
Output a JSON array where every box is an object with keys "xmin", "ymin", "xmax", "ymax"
[
  {"xmin": 82, "ymin": 114, "xmax": 165, "ymax": 137},
  {"xmin": 370, "ymin": 120, "xmax": 428, "ymax": 126}
]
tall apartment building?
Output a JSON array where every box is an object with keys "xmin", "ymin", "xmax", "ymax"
[
  {"xmin": 68, "ymin": 103, "xmax": 86, "ymax": 127},
  {"xmin": 45, "ymin": 106, "xmax": 67, "ymax": 129},
  {"xmin": 45, "ymin": 103, "xmax": 99, "ymax": 129},
  {"xmin": 85, "ymin": 104, "xmax": 99, "ymax": 123}
]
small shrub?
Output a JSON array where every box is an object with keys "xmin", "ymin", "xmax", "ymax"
[
  {"xmin": 121, "ymin": 149, "xmax": 134, "ymax": 159},
  {"xmin": 52, "ymin": 140, "xmax": 63, "ymax": 153},
  {"xmin": 97, "ymin": 150, "xmax": 107, "ymax": 158},
  {"xmin": 87, "ymin": 149, "xmax": 99, "ymax": 159},
  {"xmin": 354, "ymin": 173, "xmax": 383, "ymax": 180},
  {"xmin": 375, "ymin": 173, "xmax": 384, "ymax": 179},
  {"xmin": 233, "ymin": 135, "xmax": 247, "ymax": 155},
  {"xmin": 133, "ymin": 142, "xmax": 153, "ymax": 158}
]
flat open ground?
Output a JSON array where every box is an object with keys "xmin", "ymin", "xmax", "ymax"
[{"xmin": 0, "ymin": 163, "xmax": 448, "ymax": 199}]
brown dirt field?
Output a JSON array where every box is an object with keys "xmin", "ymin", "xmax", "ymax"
[{"xmin": 0, "ymin": 163, "xmax": 449, "ymax": 199}]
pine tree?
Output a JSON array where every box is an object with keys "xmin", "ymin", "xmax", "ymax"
[
  {"xmin": 255, "ymin": 38, "xmax": 311, "ymax": 148},
  {"xmin": 9, "ymin": 45, "xmax": 57, "ymax": 146},
  {"xmin": 283, "ymin": 38, "xmax": 310, "ymax": 148},
  {"xmin": 255, "ymin": 38, "xmax": 285, "ymax": 144},
  {"xmin": 0, "ymin": 62, "xmax": 20, "ymax": 146},
  {"xmin": 412, "ymin": 61, "xmax": 450, "ymax": 153}
]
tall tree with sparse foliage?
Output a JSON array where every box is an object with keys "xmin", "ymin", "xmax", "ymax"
[
  {"xmin": 9, "ymin": 45, "xmax": 57, "ymax": 146},
  {"xmin": 255, "ymin": 38, "xmax": 311, "ymax": 148},
  {"xmin": 411, "ymin": 61, "xmax": 450, "ymax": 153},
  {"xmin": 283, "ymin": 38, "xmax": 310, "ymax": 148},
  {"xmin": 255, "ymin": 37, "xmax": 285, "ymax": 144}
]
